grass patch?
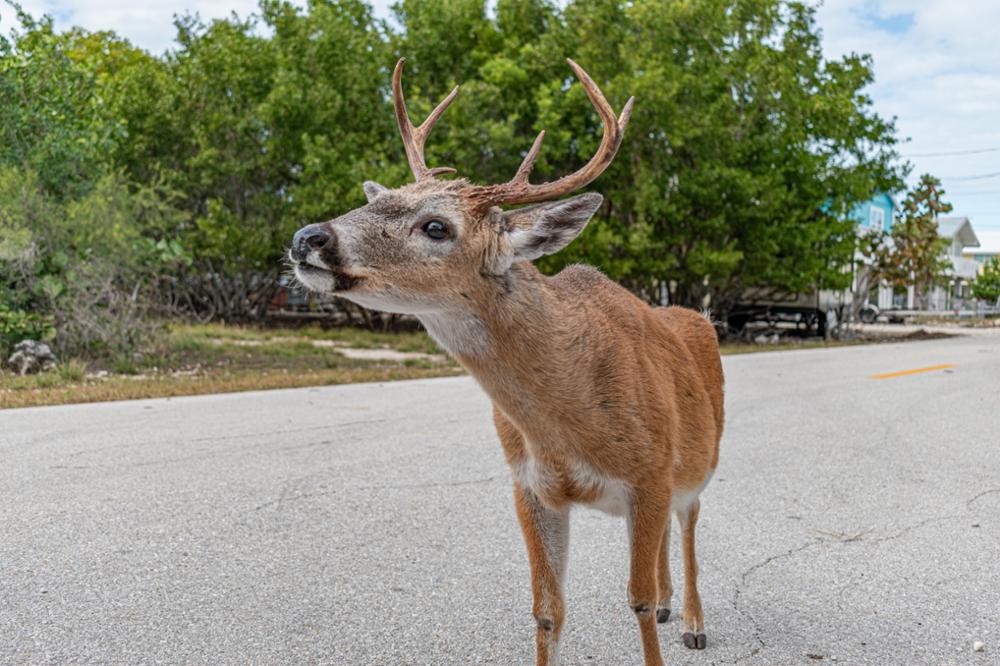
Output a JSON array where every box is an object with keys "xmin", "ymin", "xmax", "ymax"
[
  {"xmin": 175, "ymin": 322, "xmax": 442, "ymax": 354},
  {"xmin": 0, "ymin": 366, "xmax": 462, "ymax": 410},
  {"xmin": 1, "ymin": 322, "xmax": 456, "ymax": 409},
  {"xmin": 0, "ymin": 322, "xmax": 891, "ymax": 410}
]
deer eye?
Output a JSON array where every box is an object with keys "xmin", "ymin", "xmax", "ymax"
[{"xmin": 421, "ymin": 219, "xmax": 449, "ymax": 241}]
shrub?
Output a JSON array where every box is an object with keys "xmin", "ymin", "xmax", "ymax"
[
  {"xmin": 56, "ymin": 358, "xmax": 87, "ymax": 382},
  {"xmin": 971, "ymin": 257, "xmax": 1000, "ymax": 304},
  {"xmin": 1, "ymin": 167, "xmax": 179, "ymax": 362},
  {"xmin": 0, "ymin": 305, "xmax": 53, "ymax": 357}
]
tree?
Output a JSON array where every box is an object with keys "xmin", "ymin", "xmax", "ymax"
[
  {"xmin": 867, "ymin": 174, "xmax": 952, "ymax": 309},
  {"xmin": 0, "ymin": 8, "xmax": 124, "ymax": 198},
  {"xmin": 971, "ymin": 257, "xmax": 1000, "ymax": 305},
  {"xmin": 3, "ymin": 0, "xmax": 909, "ymax": 327},
  {"xmin": 538, "ymin": 0, "xmax": 905, "ymax": 311}
]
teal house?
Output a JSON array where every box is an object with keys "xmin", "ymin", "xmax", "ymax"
[
  {"xmin": 849, "ymin": 192, "xmax": 897, "ymax": 311},
  {"xmin": 849, "ymin": 192, "xmax": 896, "ymax": 233}
]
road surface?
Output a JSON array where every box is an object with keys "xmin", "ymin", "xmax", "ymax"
[{"xmin": 2, "ymin": 334, "xmax": 998, "ymax": 665}]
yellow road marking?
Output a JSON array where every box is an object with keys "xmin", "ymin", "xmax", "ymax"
[{"xmin": 869, "ymin": 364, "xmax": 955, "ymax": 380}]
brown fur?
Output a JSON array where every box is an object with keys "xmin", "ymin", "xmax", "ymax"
[{"xmin": 293, "ymin": 178, "xmax": 725, "ymax": 664}]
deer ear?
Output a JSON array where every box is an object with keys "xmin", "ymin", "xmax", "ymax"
[
  {"xmin": 503, "ymin": 193, "xmax": 603, "ymax": 262},
  {"xmin": 363, "ymin": 181, "xmax": 388, "ymax": 202}
]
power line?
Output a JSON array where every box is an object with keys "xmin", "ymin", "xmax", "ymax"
[
  {"xmin": 904, "ymin": 146, "xmax": 1000, "ymax": 158},
  {"xmin": 944, "ymin": 171, "xmax": 1000, "ymax": 181},
  {"xmin": 947, "ymin": 190, "xmax": 1000, "ymax": 196}
]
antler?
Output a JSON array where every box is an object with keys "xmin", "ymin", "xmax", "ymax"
[
  {"xmin": 392, "ymin": 58, "xmax": 459, "ymax": 181},
  {"xmin": 466, "ymin": 58, "xmax": 634, "ymax": 210}
]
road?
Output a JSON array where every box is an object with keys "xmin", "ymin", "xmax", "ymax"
[{"xmin": 2, "ymin": 334, "xmax": 998, "ymax": 665}]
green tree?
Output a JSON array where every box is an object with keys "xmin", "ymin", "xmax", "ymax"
[
  {"xmin": 971, "ymin": 257, "xmax": 1000, "ymax": 304},
  {"xmin": 0, "ymin": 7, "xmax": 124, "ymax": 197},
  {"xmin": 3, "ymin": 0, "xmax": 910, "ymax": 328},
  {"xmin": 537, "ymin": 0, "xmax": 905, "ymax": 311},
  {"xmin": 391, "ymin": 1, "xmax": 906, "ymax": 314},
  {"xmin": 93, "ymin": 2, "xmax": 394, "ymax": 319},
  {"xmin": 868, "ymin": 174, "xmax": 952, "ymax": 309}
]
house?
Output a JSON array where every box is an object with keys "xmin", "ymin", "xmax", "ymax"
[
  {"xmin": 850, "ymin": 200, "xmax": 983, "ymax": 311},
  {"xmin": 851, "ymin": 192, "xmax": 895, "ymax": 234},
  {"xmin": 963, "ymin": 230, "xmax": 1000, "ymax": 269},
  {"xmin": 729, "ymin": 193, "xmax": 983, "ymax": 334},
  {"xmin": 926, "ymin": 216, "xmax": 980, "ymax": 310},
  {"xmin": 850, "ymin": 192, "xmax": 897, "ymax": 310}
]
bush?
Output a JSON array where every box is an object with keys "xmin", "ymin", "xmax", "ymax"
[
  {"xmin": 0, "ymin": 167, "xmax": 179, "ymax": 362},
  {"xmin": 972, "ymin": 257, "xmax": 1000, "ymax": 304},
  {"xmin": 0, "ymin": 305, "xmax": 53, "ymax": 357},
  {"xmin": 56, "ymin": 358, "xmax": 87, "ymax": 382}
]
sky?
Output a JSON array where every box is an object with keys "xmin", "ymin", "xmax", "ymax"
[{"xmin": 4, "ymin": 0, "xmax": 1000, "ymax": 242}]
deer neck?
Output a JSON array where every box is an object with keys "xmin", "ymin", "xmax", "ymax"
[{"xmin": 418, "ymin": 262, "xmax": 588, "ymax": 438}]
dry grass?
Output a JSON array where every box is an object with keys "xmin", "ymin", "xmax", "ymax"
[
  {"xmin": 1, "ymin": 323, "xmax": 458, "ymax": 409},
  {"xmin": 0, "ymin": 366, "xmax": 462, "ymax": 409},
  {"xmin": 1, "ymin": 322, "xmax": 889, "ymax": 410}
]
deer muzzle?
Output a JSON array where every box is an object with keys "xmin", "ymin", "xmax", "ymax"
[{"xmin": 290, "ymin": 223, "xmax": 338, "ymax": 265}]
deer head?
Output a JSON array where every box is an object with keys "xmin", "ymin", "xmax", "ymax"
[{"xmin": 290, "ymin": 58, "xmax": 633, "ymax": 317}]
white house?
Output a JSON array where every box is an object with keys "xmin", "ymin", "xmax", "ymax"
[
  {"xmin": 924, "ymin": 217, "xmax": 980, "ymax": 310},
  {"xmin": 963, "ymin": 230, "xmax": 1000, "ymax": 269}
]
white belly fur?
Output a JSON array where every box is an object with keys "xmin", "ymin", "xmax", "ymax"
[
  {"xmin": 513, "ymin": 455, "xmax": 715, "ymax": 518},
  {"xmin": 512, "ymin": 456, "xmax": 632, "ymax": 517},
  {"xmin": 571, "ymin": 462, "xmax": 631, "ymax": 516},
  {"xmin": 670, "ymin": 468, "xmax": 715, "ymax": 515}
]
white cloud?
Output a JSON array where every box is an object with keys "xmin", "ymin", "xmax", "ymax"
[
  {"xmin": 4, "ymin": 1, "xmax": 395, "ymax": 53},
  {"xmin": 6, "ymin": 1, "xmax": 264, "ymax": 53},
  {"xmin": 816, "ymin": 0, "xmax": 1000, "ymax": 231}
]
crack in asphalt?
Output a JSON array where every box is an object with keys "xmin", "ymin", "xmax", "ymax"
[
  {"xmin": 866, "ymin": 514, "xmax": 964, "ymax": 543},
  {"xmin": 726, "ymin": 538, "xmax": 824, "ymax": 665},
  {"xmin": 722, "ymin": 496, "xmax": 985, "ymax": 666},
  {"xmin": 966, "ymin": 487, "xmax": 1000, "ymax": 509}
]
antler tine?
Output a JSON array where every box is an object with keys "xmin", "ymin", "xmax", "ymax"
[
  {"xmin": 392, "ymin": 58, "xmax": 459, "ymax": 181},
  {"xmin": 467, "ymin": 59, "xmax": 634, "ymax": 209},
  {"xmin": 513, "ymin": 130, "xmax": 546, "ymax": 184}
]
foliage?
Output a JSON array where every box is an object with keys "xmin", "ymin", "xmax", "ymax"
[
  {"xmin": 865, "ymin": 174, "xmax": 952, "ymax": 308},
  {"xmin": 0, "ymin": 8, "xmax": 123, "ymax": 197},
  {"xmin": 390, "ymin": 0, "xmax": 906, "ymax": 311},
  {"xmin": 0, "ymin": 304, "xmax": 53, "ymax": 355},
  {"xmin": 0, "ymin": 165, "xmax": 181, "ymax": 359},
  {"xmin": 2, "ymin": 0, "xmax": 908, "ymax": 329},
  {"xmin": 971, "ymin": 257, "xmax": 1000, "ymax": 304}
]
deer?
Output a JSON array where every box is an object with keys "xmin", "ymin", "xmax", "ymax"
[{"xmin": 289, "ymin": 58, "xmax": 724, "ymax": 666}]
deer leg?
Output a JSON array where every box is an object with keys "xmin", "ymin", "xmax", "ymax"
[
  {"xmin": 627, "ymin": 492, "xmax": 669, "ymax": 666},
  {"xmin": 513, "ymin": 483, "xmax": 570, "ymax": 666},
  {"xmin": 677, "ymin": 499, "xmax": 706, "ymax": 650},
  {"xmin": 656, "ymin": 513, "xmax": 673, "ymax": 624}
]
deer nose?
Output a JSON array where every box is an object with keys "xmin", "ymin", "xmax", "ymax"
[{"xmin": 291, "ymin": 225, "xmax": 331, "ymax": 263}]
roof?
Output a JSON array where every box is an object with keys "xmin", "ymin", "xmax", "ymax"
[
  {"xmin": 964, "ymin": 230, "xmax": 1000, "ymax": 255},
  {"xmin": 937, "ymin": 217, "xmax": 980, "ymax": 247}
]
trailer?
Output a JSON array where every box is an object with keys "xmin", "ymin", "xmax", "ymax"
[{"xmin": 727, "ymin": 287, "xmax": 848, "ymax": 339}]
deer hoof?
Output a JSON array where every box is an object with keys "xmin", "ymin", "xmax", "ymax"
[
  {"xmin": 656, "ymin": 608, "xmax": 671, "ymax": 624},
  {"xmin": 682, "ymin": 632, "xmax": 707, "ymax": 650}
]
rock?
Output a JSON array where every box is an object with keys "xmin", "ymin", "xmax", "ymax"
[
  {"xmin": 974, "ymin": 641, "xmax": 985, "ymax": 652},
  {"xmin": 6, "ymin": 340, "xmax": 58, "ymax": 376}
]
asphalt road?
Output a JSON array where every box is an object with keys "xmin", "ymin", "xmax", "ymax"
[{"xmin": 2, "ymin": 334, "xmax": 998, "ymax": 665}]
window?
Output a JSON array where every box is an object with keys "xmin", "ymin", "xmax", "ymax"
[{"xmin": 868, "ymin": 207, "xmax": 885, "ymax": 230}]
